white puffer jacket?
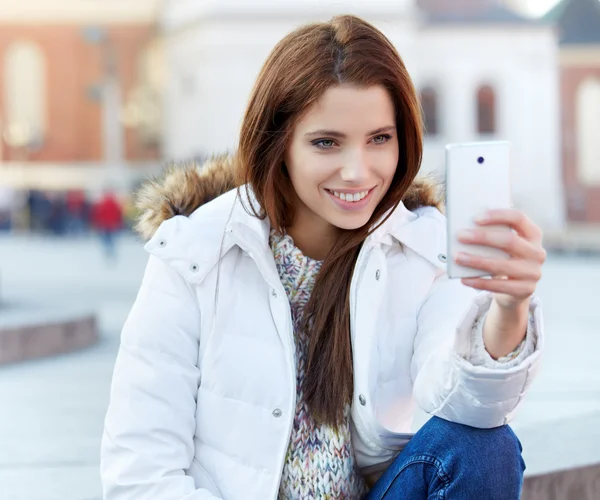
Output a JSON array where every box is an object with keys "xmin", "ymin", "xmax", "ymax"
[{"xmin": 101, "ymin": 157, "xmax": 543, "ymax": 500}]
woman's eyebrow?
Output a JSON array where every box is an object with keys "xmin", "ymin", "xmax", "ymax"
[{"xmin": 304, "ymin": 125, "xmax": 396, "ymax": 138}]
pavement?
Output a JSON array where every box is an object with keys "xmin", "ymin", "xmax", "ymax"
[{"xmin": 0, "ymin": 233, "xmax": 599, "ymax": 500}]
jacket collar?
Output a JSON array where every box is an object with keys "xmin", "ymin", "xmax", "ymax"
[{"xmin": 145, "ymin": 187, "xmax": 447, "ymax": 285}]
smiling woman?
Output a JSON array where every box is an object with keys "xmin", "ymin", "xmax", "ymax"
[
  {"xmin": 285, "ymin": 85, "xmax": 399, "ymax": 243},
  {"xmin": 102, "ymin": 13, "xmax": 545, "ymax": 500},
  {"xmin": 236, "ymin": 18, "xmax": 423, "ymax": 434}
]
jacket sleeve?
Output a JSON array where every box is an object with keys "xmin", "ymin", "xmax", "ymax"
[
  {"xmin": 410, "ymin": 273, "xmax": 544, "ymax": 429},
  {"xmin": 100, "ymin": 255, "xmax": 221, "ymax": 500}
]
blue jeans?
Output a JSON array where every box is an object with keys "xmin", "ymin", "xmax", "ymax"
[{"xmin": 366, "ymin": 416, "xmax": 525, "ymax": 499}]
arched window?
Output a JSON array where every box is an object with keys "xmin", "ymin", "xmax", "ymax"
[
  {"xmin": 577, "ymin": 77, "xmax": 600, "ymax": 185},
  {"xmin": 122, "ymin": 38, "xmax": 164, "ymax": 147},
  {"xmin": 138, "ymin": 38, "xmax": 164, "ymax": 93},
  {"xmin": 3, "ymin": 40, "xmax": 46, "ymax": 148},
  {"xmin": 476, "ymin": 84, "xmax": 496, "ymax": 135},
  {"xmin": 420, "ymin": 86, "xmax": 439, "ymax": 136}
]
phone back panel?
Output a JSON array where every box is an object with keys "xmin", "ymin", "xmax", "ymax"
[{"xmin": 445, "ymin": 141, "xmax": 512, "ymax": 279}]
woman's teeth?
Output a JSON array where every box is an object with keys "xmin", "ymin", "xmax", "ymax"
[{"xmin": 330, "ymin": 190, "xmax": 369, "ymax": 202}]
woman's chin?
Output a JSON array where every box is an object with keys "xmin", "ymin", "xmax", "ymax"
[{"xmin": 325, "ymin": 211, "xmax": 373, "ymax": 231}]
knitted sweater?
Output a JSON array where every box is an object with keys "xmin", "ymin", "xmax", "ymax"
[
  {"xmin": 270, "ymin": 231, "xmax": 534, "ymax": 499},
  {"xmin": 270, "ymin": 231, "xmax": 368, "ymax": 500}
]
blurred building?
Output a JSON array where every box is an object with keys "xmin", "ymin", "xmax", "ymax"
[
  {"xmin": 161, "ymin": 0, "xmax": 565, "ymax": 230},
  {"xmin": 544, "ymin": 0, "xmax": 600, "ymax": 223},
  {"xmin": 0, "ymin": 0, "xmax": 164, "ymax": 191}
]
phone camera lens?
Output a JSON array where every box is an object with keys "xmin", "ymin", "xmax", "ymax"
[{"xmin": 477, "ymin": 157, "xmax": 485, "ymax": 164}]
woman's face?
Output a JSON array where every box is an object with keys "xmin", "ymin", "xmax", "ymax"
[{"xmin": 285, "ymin": 84, "xmax": 399, "ymax": 233}]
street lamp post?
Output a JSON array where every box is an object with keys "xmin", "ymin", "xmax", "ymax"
[{"xmin": 82, "ymin": 26, "xmax": 125, "ymax": 186}]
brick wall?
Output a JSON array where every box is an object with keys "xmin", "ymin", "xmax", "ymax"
[
  {"xmin": 0, "ymin": 23, "xmax": 160, "ymax": 163},
  {"xmin": 560, "ymin": 63, "xmax": 600, "ymax": 222}
]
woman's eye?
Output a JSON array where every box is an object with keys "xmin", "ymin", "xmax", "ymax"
[
  {"xmin": 373, "ymin": 134, "xmax": 391, "ymax": 144},
  {"xmin": 313, "ymin": 139, "xmax": 336, "ymax": 149}
]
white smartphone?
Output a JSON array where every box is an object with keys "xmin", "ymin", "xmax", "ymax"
[{"xmin": 445, "ymin": 141, "xmax": 512, "ymax": 279}]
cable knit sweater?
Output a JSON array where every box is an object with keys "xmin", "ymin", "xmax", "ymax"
[
  {"xmin": 270, "ymin": 231, "xmax": 535, "ymax": 500},
  {"xmin": 271, "ymin": 231, "xmax": 368, "ymax": 500}
]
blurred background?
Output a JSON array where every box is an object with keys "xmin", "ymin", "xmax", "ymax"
[{"xmin": 0, "ymin": 0, "xmax": 599, "ymax": 499}]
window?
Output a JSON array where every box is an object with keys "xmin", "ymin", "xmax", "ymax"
[
  {"xmin": 476, "ymin": 84, "xmax": 496, "ymax": 135},
  {"xmin": 122, "ymin": 38, "xmax": 164, "ymax": 147},
  {"xmin": 577, "ymin": 77, "xmax": 600, "ymax": 185},
  {"xmin": 3, "ymin": 40, "xmax": 46, "ymax": 148},
  {"xmin": 419, "ymin": 86, "xmax": 439, "ymax": 136}
]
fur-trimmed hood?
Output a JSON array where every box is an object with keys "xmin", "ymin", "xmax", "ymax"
[{"xmin": 134, "ymin": 154, "xmax": 443, "ymax": 241}]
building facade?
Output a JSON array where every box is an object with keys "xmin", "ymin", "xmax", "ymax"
[
  {"xmin": 547, "ymin": 0, "xmax": 600, "ymax": 222},
  {"xmin": 0, "ymin": 0, "xmax": 163, "ymax": 168},
  {"xmin": 161, "ymin": 0, "xmax": 565, "ymax": 230}
]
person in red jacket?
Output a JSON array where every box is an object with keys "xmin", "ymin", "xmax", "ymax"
[{"xmin": 91, "ymin": 190, "xmax": 123, "ymax": 260}]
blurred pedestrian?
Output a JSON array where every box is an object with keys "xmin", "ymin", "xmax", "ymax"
[
  {"xmin": 91, "ymin": 190, "xmax": 123, "ymax": 260},
  {"xmin": 47, "ymin": 193, "xmax": 67, "ymax": 236},
  {"xmin": 65, "ymin": 189, "xmax": 90, "ymax": 237},
  {"xmin": 0, "ymin": 187, "xmax": 14, "ymax": 232},
  {"xmin": 27, "ymin": 190, "xmax": 51, "ymax": 233}
]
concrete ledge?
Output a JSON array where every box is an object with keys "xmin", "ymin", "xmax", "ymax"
[
  {"xmin": 544, "ymin": 224, "xmax": 600, "ymax": 255},
  {"xmin": 522, "ymin": 462, "xmax": 600, "ymax": 500},
  {"xmin": 0, "ymin": 313, "xmax": 98, "ymax": 365}
]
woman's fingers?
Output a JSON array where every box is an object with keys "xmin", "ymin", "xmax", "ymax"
[
  {"xmin": 457, "ymin": 227, "xmax": 545, "ymax": 262},
  {"xmin": 455, "ymin": 253, "xmax": 542, "ymax": 282},
  {"xmin": 474, "ymin": 209, "xmax": 543, "ymax": 244},
  {"xmin": 460, "ymin": 276, "xmax": 537, "ymax": 299}
]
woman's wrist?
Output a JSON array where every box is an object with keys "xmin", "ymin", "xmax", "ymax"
[{"xmin": 482, "ymin": 296, "xmax": 530, "ymax": 360}]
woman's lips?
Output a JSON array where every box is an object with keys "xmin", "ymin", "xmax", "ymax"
[{"xmin": 325, "ymin": 187, "xmax": 376, "ymax": 211}]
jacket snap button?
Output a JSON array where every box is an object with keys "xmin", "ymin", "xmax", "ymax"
[
  {"xmin": 437, "ymin": 253, "xmax": 447, "ymax": 263},
  {"xmin": 272, "ymin": 408, "xmax": 282, "ymax": 418},
  {"xmin": 375, "ymin": 269, "xmax": 381, "ymax": 281},
  {"xmin": 190, "ymin": 263, "xmax": 199, "ymax": 272},
  {"xmin": 158, "ymin": 239, "xmax": 167, "ymax": 248},
  {"xmin": 358, "ymin": 395, "xmax": 366, "ymax": 406},
  {"xmin": 271, "ymin": 289, "xmax": 278, "ymax": 298}
]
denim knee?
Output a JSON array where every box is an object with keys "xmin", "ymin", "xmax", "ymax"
[
  {"xmin": 420, "ymin": 417, "xmax": 526, "ymax": 495},
  {"xmin": 367, "ymin": 417, "xmax": 525, "ymax": 500}
]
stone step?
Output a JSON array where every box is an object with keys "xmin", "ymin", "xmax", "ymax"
[
  {"xmin": 0, "ymin": 304, "xmax": 98, "ymax": 365},
  {"xmin": 522, "ymin": 462, "xmax": 600, "ymax": 500}
]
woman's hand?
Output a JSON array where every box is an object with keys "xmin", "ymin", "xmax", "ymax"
[
  {"xmin": 454, "ymin": 209, "xmax": 546, "ymax": 358},
  {"xmin": 454, "ymin": 209, "xmax": 546, "ymax": 304}
]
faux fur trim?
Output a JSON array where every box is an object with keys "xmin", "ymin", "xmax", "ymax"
[
  {"xmin": 135, "ymin": 154, "xmax": 239, "ymax": 241},
  {"xmin": 134, "ymin": 154, "xmax": 443, "ymax": 241}
]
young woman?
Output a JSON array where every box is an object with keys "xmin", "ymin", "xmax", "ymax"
[{"xmin": 101, "ymin": 15, "xmax": 545, "ymax": 500}]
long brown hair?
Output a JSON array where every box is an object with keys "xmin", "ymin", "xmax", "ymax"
[{"xmin": 238, "ymin": 15, "xmax": 423, "ymax": 426}]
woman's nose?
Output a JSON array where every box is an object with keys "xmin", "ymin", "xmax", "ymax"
[{"xmin": 340, "ymin": 150, "xmax": 368, "ymax": 183}]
